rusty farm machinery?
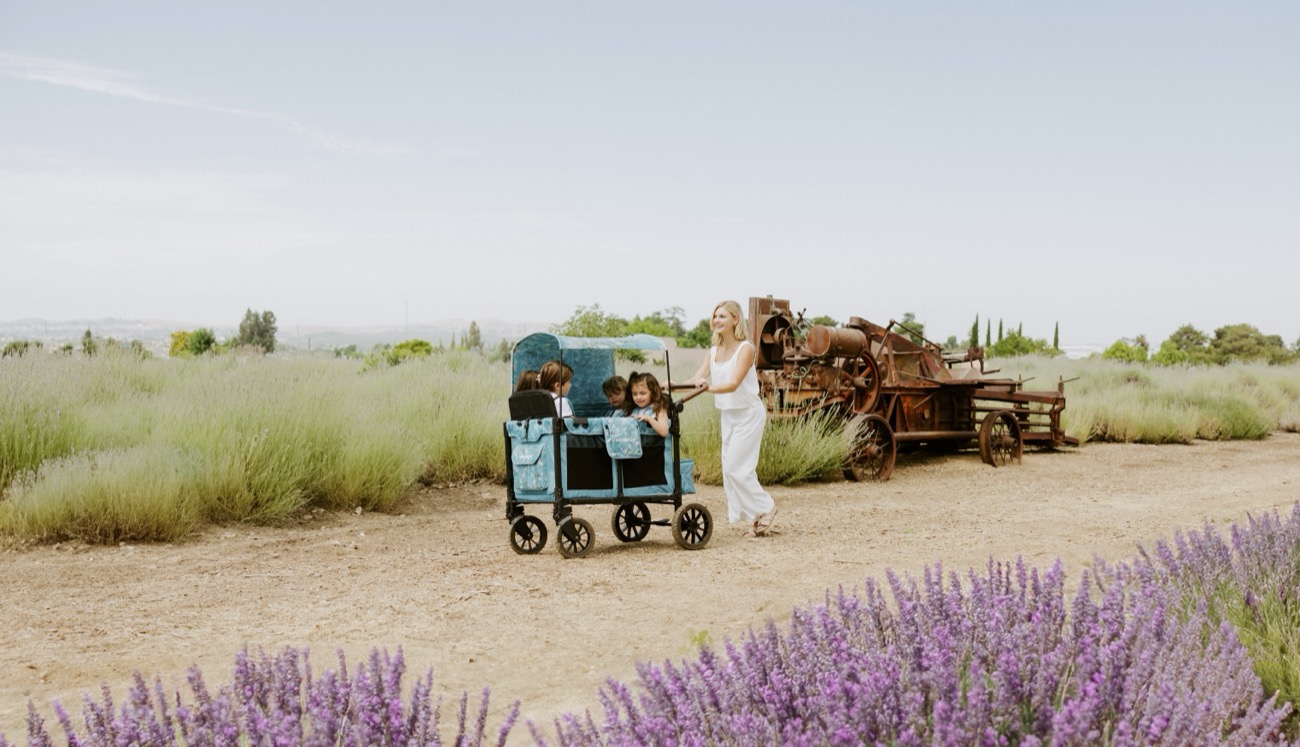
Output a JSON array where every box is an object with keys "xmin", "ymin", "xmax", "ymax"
[{"xmin": 747, "ymin": 296, "xmax": 1078, "ymax": 481}]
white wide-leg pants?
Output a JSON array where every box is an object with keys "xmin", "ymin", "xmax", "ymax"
[{"xmin": 719, "ymin": 403, "xmax": 775, "ymax": 524}]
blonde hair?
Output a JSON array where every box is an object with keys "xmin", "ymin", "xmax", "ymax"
[{"xmin": 711, "ymin": 300, "xmax": 748, "ymax": 347}]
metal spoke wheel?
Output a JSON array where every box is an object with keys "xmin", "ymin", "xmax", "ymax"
[
  {"xmin": 508, "ymin": 515, "xmax": 548, "ymax": 555},
  {"xmin": 611, "ymin": 502, "xmax": 651, "ymax": 543},
  {"xmin": 671, "ymin": 503, "xmax": 713, "ymax": 550},
  {"xmin": 844, "ymin": 354, "xmax": 881, "ymax": 414},
  {"xmin": 979, "ymin": 410, "xmax": 1023, "ymax": 467},
  {"xmin": 556, "ymin": 516, "xmax": 595, "ymax": 558},
  {"xmin": 843, "ymin": 413, "xmax": 897, "ymax": 482}
]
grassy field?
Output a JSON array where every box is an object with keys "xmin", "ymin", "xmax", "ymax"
[{"xmin": 2, "ymin": 350, "xmax": 1299, "ymax": 543}]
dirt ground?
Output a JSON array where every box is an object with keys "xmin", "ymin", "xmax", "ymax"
[{"xmin": 4, "ymin": 434, "xmax": 1300, "ymax": 740}]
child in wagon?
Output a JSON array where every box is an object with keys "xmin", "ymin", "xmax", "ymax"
[
  {"xmin": 627, "ymin": 371, "xmax": 671, "ymax": 437},
  {"xmin": 539, "ymin": 360, "xmax": 574, "ymax": 418},
  {"xmin": 602, "ymin": 375, "xmax": 632, "ymax": 417}
]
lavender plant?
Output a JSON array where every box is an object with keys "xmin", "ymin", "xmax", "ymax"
[
  {"xmin": 1, "ymin": 647, "xmax": 518, "ymax": 747},
  {"xmin": 1126, "ymin": 503, "xmax": 1300, "ymax": 734},
  {"xmin": 541, "ymin": 555, "xmax": 1295, "ymax": 745}
]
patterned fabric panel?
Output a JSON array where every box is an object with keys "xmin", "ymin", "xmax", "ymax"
[{"xmin": 601, "ymin": 418, "xmax": 643, "ymax": 459}]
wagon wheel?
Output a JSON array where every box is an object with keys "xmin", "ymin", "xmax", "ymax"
[
  {"xmin": 508, "ymin": 515, "xmax": 548, "ymax": 555},
  {"xmin": 556, "ymin": 516, "xmax": 595, "ymax": 558},
  {"xmin": 843, "ymin": 414, "xmax": 897, "ymax": 482},
  {"xmin": 979, "ymin": 410, "xmax": 1023, "ymax": 467},
  {"xmin": 611, "ymin": 502, "xmax": 651, "ymax": 543},
  {"xmin": 671, "ymin": 503, "xmax": 713, "ymax": 550},
  {"xmin": 843, "ymin": 354, "xmax": 881, "ymax": 414}
]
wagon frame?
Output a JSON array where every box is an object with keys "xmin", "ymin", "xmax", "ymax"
[{"xmin": 503, "ymin": 332, "xmax": 712, "ymax": 557}]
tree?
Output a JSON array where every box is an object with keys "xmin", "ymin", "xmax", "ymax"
[
  {"xmin": 237, "ymin": 309, "xmax": 277, "ymax": 353},
  {"xmin": 899, "ymin": 312, "xmax": 926, "ymax": 345},
  {"xmin": 187, "ymin": 328, "xmax": 216, "ymax": 355},
  {"xmin": 1052, "ymin": 322, "xmax": 1059, "ymax": 352},
  {"xmin": 985, "ymin": 320, "xmax": 991, "ymax": 347},
  {"xmin": 625, "ymin": 313, "xmax": 678, "ymax": 338},
  {"xmin": 1102, "ymin": 338, "xmax": 1148, "ymax": 363},
  {"xmin": 169, "ymin": 331, "xmax": 191, "ymax": 357},
  {"xmin": 627, "ymin": 307, "xmax": 689, "ymax": 338},
  {"xmin": 1154, "ymin": 324, "xmax": 1211, "ymax": 366},
  {"xmin": 387, "ymin": 338, "xmax": 433, "ymax": 365},
  {"xmin": 551, "ymin": 304, "xmax": 628, "ymax": 337},
  {"xmin": 2, "ymin": 340, "xmax": 42, "ymax": 358},
  {"xmin": 679, "ymin": 319, "xmax": 713, "ymax": 349},
  {"xmin": 997, "ymin": 320, "xmax": 1003, "ymax": 343},
  {"xmin": 969, "ymin": 315, "xmax": 980, "ymax": 349},
  {"xmin": 489, "ymin": 338, "xmax": 512, "ymax": 363},
  {"xmin": 808, "ymin": 315, "xmax": 838, "ymax": 328},
  {"xmin": 1208, "ymin": 323, "xmax": 1292, "ymax": 365},
  {"xmin": 464, "ymin": 321, "xmax": 483, "ymax": 351},
  {"xmin": 988, "ymin": 330, "xmax": 1051, "ymax": 358},
  {"xmin": 81, "ymin": 329, "xmax": 97, "ymax": 356}
]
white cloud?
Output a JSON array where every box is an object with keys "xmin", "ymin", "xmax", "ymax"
[{"xmin": 0, "ymin": 52, "xmax": 414, "ymax": 156}]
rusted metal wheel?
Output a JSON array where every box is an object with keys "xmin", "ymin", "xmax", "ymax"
[
  {"xmin": 843, "ymin": 413, "xmax": 897, "ymax": 482},
  {"xmin": 508, "ymin": 515, "xmax": 547, "ymax": 555},
  {"xmin": 979, "ymin": 410, "xmax": 1023, "ymax": 467},
  {"xmin": 844, "ymin": 354, "xmax": 881, "ymax": 414},
  {"xmin": 671, "ymin": 503, "xmax": 713, "ymax": 550},
  {"xmin": 611, "ymin": 502, "xmax": 651, "ymax": 543},
  {"xmin": 556, "ymin": 516, "xmax": 594, "ymax": 558}
]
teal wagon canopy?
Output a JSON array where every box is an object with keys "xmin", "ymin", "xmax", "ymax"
[{"xmin": 511, "ymin": 333, "xmax": 671, "ymax": 418}]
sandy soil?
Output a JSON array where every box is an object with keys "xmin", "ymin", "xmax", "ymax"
[{"xmin": 4, "ymin": 434, "xmax": 1300, "ymax": 740}]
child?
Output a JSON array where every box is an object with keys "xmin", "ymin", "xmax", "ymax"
[
  {"xmin": 539, "ymin": 360, "xmax": 574, "ymax": 418},
  {"xmin": 602, "ymin": 375, "xmax": 631, "ymax": 416},
  {"xmin": 514, "ymin": 369, "xmax": 541, "ymax": 392},
  {"xmin": 627, "ymin": 371, "xmax": 671, "ymax": 437}
]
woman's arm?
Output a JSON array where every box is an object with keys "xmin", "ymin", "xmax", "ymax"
[{"xmin": 708, "ymin": 343, "xmax": 755, "ymax": 395}]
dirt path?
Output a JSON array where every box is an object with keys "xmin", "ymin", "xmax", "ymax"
[{"xmin": 4, "ymin": 435, "xmax": 1299, "ymax": 739}]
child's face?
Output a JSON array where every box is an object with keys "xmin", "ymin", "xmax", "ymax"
[
  {"xmin": 561, "ymin": 380, "xmax": 572, "ymax": 396},
  {"xmin": 631, "ymin": 383, "xmax": 652, "ymax": 408},
  {"xmin": 606, "ymin": 388, "xmax": 626, "ymax": 408}
]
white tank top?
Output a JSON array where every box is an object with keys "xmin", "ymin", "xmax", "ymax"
[{"xmin": 710, "ymin": 341, "xmax": 761, "ymax": 410}]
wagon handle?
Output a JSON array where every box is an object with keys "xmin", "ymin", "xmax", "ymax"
[{"xmin": 669, "ymin": 384, "xmax": 709, "ymax": 408}]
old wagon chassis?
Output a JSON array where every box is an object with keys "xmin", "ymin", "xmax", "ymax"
[{"xmin": 748, "ymin": 296, "xmax": 1077, "ymax": 481}]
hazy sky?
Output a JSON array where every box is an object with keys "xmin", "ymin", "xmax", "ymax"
[{"xmin": 2, "ymin": 1, "xmax": 1297, "ymax": 347}]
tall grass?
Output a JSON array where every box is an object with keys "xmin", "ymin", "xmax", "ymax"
[
  {"xmin": 677, "ymin": 399, "xmax": 854, "ymax": 486},
  {"xmin": 1, "ymin": 350, "xmax": 508, "ymax": 543},
  {"xmin": 994, "ymin": 356, "xmax": 1300, "ymax": 443},
  {"xmin": 2, "ymin": 445, "xmax": 200, "ymax": 543},
  {"xmin": 4, "ymin": 351, "xmax": 1300, "ymax": 543}
]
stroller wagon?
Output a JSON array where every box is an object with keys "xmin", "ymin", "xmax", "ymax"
[{"xmin": 504, "ymin": 333, "xmax": 712, "ymax": 558}]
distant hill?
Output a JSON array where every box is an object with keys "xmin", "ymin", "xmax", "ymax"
[{"xmin": 0, "ymin": 317, "xmax": 549, "ymax": 356}]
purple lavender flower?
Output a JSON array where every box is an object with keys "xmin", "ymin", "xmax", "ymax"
[{"xmin": 6, "ymin": 647, "xmax": 518, "ymax": 747}]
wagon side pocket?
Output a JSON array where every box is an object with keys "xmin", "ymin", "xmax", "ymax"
[
  {"xmin": 507, "ymin": 420, "xmax": 555, "ymax": 494},
  {"xmin": 511, "ymin": 441, "xmax": 552, "ymax": 491}
]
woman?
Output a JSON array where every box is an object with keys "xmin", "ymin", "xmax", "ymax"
[{"xmin": 676, "ymin": 300, "xmax": 777, "ymax": 537}]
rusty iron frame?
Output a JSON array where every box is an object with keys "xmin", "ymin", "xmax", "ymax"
[{"xmin": 747, "ymin": 296, "xmax": 1078, "ymax": 480}]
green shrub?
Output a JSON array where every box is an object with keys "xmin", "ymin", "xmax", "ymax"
[
  {"xmin": 994, "ymin": 356, "xmax": 1300, "ymax": 444},
  {"xmin": 0, "ymin": 445, "xmax": 200, "ymax": 543},
  {"xmin": 678, "ymin": 399, "xmax": 852, "ymax": 485}
]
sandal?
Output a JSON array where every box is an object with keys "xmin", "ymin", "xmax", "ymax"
[{"xmin": 755, "ymin": 507, "xmax": 779, "ymax": 536}]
